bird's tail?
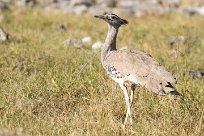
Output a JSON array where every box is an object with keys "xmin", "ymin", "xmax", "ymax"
[{"xmin": 163, "ymin": 83, "xmax": 180, "ymax": 96}]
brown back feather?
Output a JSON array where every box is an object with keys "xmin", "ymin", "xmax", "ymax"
[{"xmin": 103, "ymin": 50, "xmax": 176, "ymax": 85}]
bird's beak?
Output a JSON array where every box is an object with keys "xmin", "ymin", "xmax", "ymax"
[
  {"xmin": 94, "ymin": 15, "xmax": 105, "ymax": 19},
  {"xmin": 120, "ymin": 19, "xmax": 128, "ymax": 25}
]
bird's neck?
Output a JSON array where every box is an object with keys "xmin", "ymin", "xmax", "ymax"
[{"xmin": 101, "ymin": 25, "xmax": 118, "ymax": 64}]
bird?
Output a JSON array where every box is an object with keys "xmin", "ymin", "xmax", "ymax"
[{"xmin": 94, "ymin": 13, "xmax": 179, "ymax": 126}]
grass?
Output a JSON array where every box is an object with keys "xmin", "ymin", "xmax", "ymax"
[{"xmin": 0, "ymin": 10, "xmax": 204, "ymax": 136}]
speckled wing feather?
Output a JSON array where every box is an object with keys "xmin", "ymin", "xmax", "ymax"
[{"xmin": 103, "ymin": 49, "xmax": 176, "ymax": 86}]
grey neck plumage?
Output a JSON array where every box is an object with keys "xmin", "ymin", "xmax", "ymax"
[{"xmin": 101, "ymin": 25, "xmax": 118, "ymax": 66}]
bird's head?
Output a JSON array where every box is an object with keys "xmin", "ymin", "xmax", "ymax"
[{"xmin": 94, "ymin": 13, "xmax": 128, "ymax": 28}]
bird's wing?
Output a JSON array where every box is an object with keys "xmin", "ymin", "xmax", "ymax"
[{"xmin": 104, "ymin": 49, "xmax": 176, "ymax": 85}]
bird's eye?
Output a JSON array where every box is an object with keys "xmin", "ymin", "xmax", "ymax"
[{"xmin": 111, "ymin": 16, "xmax": 116, "ymax": 19}]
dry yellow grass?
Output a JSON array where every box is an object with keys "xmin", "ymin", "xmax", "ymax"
[{"xmin": 0, "ymin": 10, "xmax": 203, "ymax": 135}]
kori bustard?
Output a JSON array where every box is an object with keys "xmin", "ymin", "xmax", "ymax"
[{"xmin": 94, "ymin": 13, "xmax": 179, "ymax": 126}]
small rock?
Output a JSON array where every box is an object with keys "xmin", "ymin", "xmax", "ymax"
[
  {"xmin": 144, "ymin": 2, "xmax": 166, "ymax": 15},
  {"xmin": 0, "ymin": 0, "xmax": 9, "ymax": 10},
  {"xmin": 167, "ymin": 36, "xmax": 182, "ymax": 46},
  {"xmin": 73, "ymin": 5, "xmax": 88, "ymax": 15},
  {"xmin": 189, "ymin": 70, "xmax": 204, "ymax": 78},
  {"xmin": 88, "ymin": 6, "xmax": 110, "ymax": 15},
  {"xmin": 36, "ymin": 0, "xmax": 55, "ymax": 6},
  {"xmin": 12, "ymin": 0, "xmax": 37, "ymax": 7},
  {"xmin": 184, "ymin": 69, "xmax": 204, "ymax": 78},
  {"xmin": 167, "ymin": 35, "xmax": 201, "ymax": 46},
  {"xmin": 180, "ymin": 6, "xmax": 204, "ymax": 16},
  {"xmin": 117, "ymin": 0, "xmax": 134, "ymax": 8},
  {"xmin": 54, "ymin": 24, "xmax": 66, "ymax": 31},
  {"xmin": 183, "ymin": 69, "xmax": 204, "ymax": 78},
  {"xmin": 194, "ymin": 6, "xmax": 204, "ymax": 16},
  {"xmin": 63, "ymin": 38, "xmax": 84, "ymax": 48},
  {"xmin": 44, "ymin": 2, "xmax": 71, "ymax": 15},
  {"xmin": 134, "ymin": 10, "xmax": 146, "ymax": 17},
  {"xmin": 70, "ymin": 0, "xmax": 92, "ymax": 7},
  {"xmin": 185, "ymin": 36, "xmax": 201, "ymax": 46},
  {"xmin": 82, "ymin": 36, "xmax": 92, "ymax": 44},
  {"xmin": 0, "ymin": 27, "xmax": 9, "ymax": 42},
  {"xmin": 96, "ymin": 0, "xmax": 116, "ymax": 8},
  {"xmin": 92, "ymin": 41, "xmax": 103, "ymax": 49},
  {"xmin": 168, "ymin": 0, "xmax": 181, "ymax": 8},
  {"xmin": 113, "ymin": 7, "xmax": 134, "ymax": 15}
]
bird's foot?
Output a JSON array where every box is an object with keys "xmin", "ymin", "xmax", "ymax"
[{"xmin": 121, "ymin": 119, "xmax": 133, "ymax": 130}]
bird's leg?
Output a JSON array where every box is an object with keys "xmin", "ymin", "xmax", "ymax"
[
  {"xmin": 129, "ymin": 92, "xmax": 133, "ymax": 125},
  {"xmin": 119, "ymin": 84, "xmax": 132, "ymax": 125},
  {"xmin": 128, "ymin": 84, "xmax": 136, "ymax": 124},
  {"xmin": 130, "ymin": 90, "xmax": 134, "ymax": 109},
  {"xmin": 130, "ymin": 84, "xmax": 136, "ymax": 108}
]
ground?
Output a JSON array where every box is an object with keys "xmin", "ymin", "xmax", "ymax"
[{"xmin": 0, "ymin": 10, "xmax": 203, "ymax": 136}]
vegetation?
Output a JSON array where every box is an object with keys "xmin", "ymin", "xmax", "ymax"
[{"xmin": 0, "ymin": 10, "xmax": 203, "ymax": 135}]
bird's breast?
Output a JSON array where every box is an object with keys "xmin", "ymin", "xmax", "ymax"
[{"xmin": 105, "ymin": 65, "xmax": 123, "ymax": 79}]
